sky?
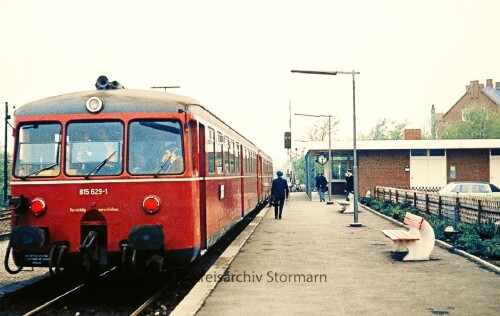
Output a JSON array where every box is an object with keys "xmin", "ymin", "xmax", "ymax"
[{"xmin": 1, "ymin": 0, "xmax": 499, "ymax": 167}]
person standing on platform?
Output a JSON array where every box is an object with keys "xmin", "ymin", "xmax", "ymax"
[
  {"xmin": 316, "ymin": 173, "xmax": 327, "ymax": 202},
  {"xmin": 271, "ymin": 171, "xmax": 289, "ymax": 219},
  {"xmin": 315, "ymin": 173, "xmax": 321, "ymax": 200},
  {"xmin": 344, "ymin": 169, "xmax": 354, "ymax": 201}
]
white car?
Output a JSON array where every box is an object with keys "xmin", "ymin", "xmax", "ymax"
[{"xmin": 438, "ymin": 181, "xmax": 500, "ymax": 197}]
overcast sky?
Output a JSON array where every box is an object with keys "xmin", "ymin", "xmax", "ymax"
[{"xmin": 1, "ymin": 0, "xmax": 499, "ymax": 165}]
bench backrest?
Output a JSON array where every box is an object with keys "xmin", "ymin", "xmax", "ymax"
[{"xmin": 403, "ymin": 212, "xmax": 424, "ymax": 230}]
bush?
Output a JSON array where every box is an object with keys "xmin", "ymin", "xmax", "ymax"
[
  {"xmin": 455, "ymin": 233, "xmax": 485, "ymax": 255},
  {"xmin": 484, "ymin": 236, "xmax": 500, "ymax": 260},
  {"xmin": 391, "ymin": 207, "xmax": 406, "ymax": 221},
  {"xmin": 475, "ymin": 220, "xmax": 498, "ymax": 240},
  {"xmin": 367, "ymin": 197, "xmax": 500, "ymax": 262},
  {"xmin": 359, "ymin": 196, "xmax": 373, "ymax": 207},
  {"xmin": 399, "ymin": 199, "xmax": 413, "ymax": 210},
  {"xmin": 370, "ymin": 200, "xmax": 382, "ymax": 211}
]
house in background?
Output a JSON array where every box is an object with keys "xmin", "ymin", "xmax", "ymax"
[
  {"xmin": 302, "ymin": 131, "xmax": 500, "ymax": 199},
  {"xmin": 433, "ymin": 79, "xmax": 500, "ymax": 138}
]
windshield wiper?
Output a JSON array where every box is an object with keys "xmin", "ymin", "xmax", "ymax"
[
  {"xmin": 85, "ymin": 151, "xmax": 116, "ymax": 179},
  {"xmin": 155, "ymin": 148, "xmax": 177, "ymax": 177},
  {"xmin": 21, "ymin": 162, "xmax": 59, "ymax": 180}
]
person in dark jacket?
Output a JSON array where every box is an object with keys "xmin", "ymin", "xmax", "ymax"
[
  {"xmin": 271, "ymin": 171, "xmax": 289, "ymax": 219},
  {"xmin": 344, "ymin": 169, "xmax": 354, "ymax": 201},
  {"xmin": 316, "ymin": 173, "xmax": 327, "ymax": 202}
]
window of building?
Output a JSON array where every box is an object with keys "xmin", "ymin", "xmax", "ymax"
[
  {"xmin": 429, "ymin": 149, "xmax": 445, "ymax": 156},
  {"xmin": 410, "ymin": 149, "xmax": 427, "ymax": 156}
]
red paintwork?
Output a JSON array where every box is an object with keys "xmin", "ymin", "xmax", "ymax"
[{"xmin": 9, "ymin": 94, "xmax": 273, "ymax": 269}]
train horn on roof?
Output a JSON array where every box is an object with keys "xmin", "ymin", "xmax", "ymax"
[{"xmin": 95, "ymin": 75, "xmax": 125, "ymax": 90}]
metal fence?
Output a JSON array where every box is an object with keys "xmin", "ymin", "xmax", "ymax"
[{"xmin": 375, "ymin": 186, "xmax": 500, "ymax": 225}]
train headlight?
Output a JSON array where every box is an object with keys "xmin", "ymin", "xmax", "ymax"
[
  {"xmin": 142, "ymin": 196, "xmax": 160, "ymax": 214},
  {"xmin": 86, "ymin": 97, "xmax": 103, "ymax": 113},
  {"xmin": 30, "ymin": 198, "xmax": 46, "ymax": 216}
]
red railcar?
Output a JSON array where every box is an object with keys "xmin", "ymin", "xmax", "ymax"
[{"xmin": 5, "ymin": 76, "xmax": 272, "ymax": 275}]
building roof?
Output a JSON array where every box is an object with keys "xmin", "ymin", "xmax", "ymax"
[
  {"xmin": 305, "ymin": 139, "xmax": 500, "ymax": 152},
  {"xmin": 483, "ymin": 87, "xmax": 500, "ymax": 105}
]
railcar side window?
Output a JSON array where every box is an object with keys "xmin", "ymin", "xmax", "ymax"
[
  {"xmin": 14, "ymin": 123, "xmax": 62, "ymax": 178},
  {"xmin": 65, "ymin": 122, "xmax": 124, "ymax": 176},
  {"xmin": 128, "ymin": 120, "xmax": 184, "ymax": 175},
  {"xmin": 230, "ymin": 140, "xmax": 235, "ymax": 174},
  {"xmin": 207, "ymin": 127, "xmax": 215, "ymax": 174},
  {"xmin": 224, "ymin": 137, "xmax": 230, "ymax": 174},
  {"xmin": 216, "ymin": 132, "xmax": 223, "ymax": 174},
  {"xmin": 235, "ymin": 143, "xmax": 240, "ymax": 174}
]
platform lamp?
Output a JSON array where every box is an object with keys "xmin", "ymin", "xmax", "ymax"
[{"xmin": 291, "ymin": 70, "xmax": 362, "ymax": 227}]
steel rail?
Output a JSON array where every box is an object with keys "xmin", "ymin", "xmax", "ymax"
[{"xmin": 22, "ymin": 267, "xmax": 117, "ymax": 316}]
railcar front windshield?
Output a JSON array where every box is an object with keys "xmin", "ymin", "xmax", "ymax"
[
  {"xmin": 14, "ymin": 123, "xmax": 62, "ymax": 178},
  {"xmin": 128, "ymin": 120, "xmax": 184, "ymax": 175},
  {"xmin": 65, "ymin": 121, "xmax": 124, "ymax": 176}
]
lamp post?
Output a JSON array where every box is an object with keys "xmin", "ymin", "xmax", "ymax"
[
  {"xmin": 3, "ymin": 102, "xmax": 14, "ymax": 206},
  {"xmin": 291, "ymin": 69, "xmax": 361, "ymax": 226},
  {"xmin": 294, "ymin": 113, "xmax": 333, "ymax": 204}
]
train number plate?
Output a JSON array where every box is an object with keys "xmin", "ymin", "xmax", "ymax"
[{"xmin": 79, "ymin": 188, "xmax": 108, "ymax": 195}]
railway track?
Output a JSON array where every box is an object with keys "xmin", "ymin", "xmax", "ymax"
[
  {"xmin": 1, "ymin": 204, "xmax": 264, "ymax": 316},
  {"xmin": 0, "ymin": 209, "xmax": 10, "ymax": 239}
]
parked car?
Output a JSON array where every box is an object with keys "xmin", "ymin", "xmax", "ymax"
[{"xmin": 439, "ymin": 181, "xmax": 500, "ymax": 197}]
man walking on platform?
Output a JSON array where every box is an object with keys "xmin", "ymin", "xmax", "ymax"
[
  {"xmin": 316, "ymin": 173, "xmax": 327, "ymax": 202},
  {"xmin": 271, "ymin": 171, "xmax": 289, "ymax": 219}
]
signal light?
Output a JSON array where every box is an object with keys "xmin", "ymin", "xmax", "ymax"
[
  {"xmin": 142, "ymin": 196, "xmax": 160, "ymax": 214},
  {"xmin": 86, "ymin": 96, "xmax": 103, "ymax": 113},
  {"xmin": 284, "ymin": 132, "xmax": 291, "ymax": 149},
  {"xmin": 30, "ymin": 198, "xmax": 46, "ymax": 216}
]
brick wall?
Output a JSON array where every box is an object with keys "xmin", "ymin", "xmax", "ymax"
[
  {"xmin": 446, "ymin": 149, "xmax": 490, "ymax": 182},
  {"xmin": 358, "ymin": 150, "xmax": 410, "ymax": 194},
  {"xmin": 403, "ymin": 129, "xmax": 421, "ymax": 140}
]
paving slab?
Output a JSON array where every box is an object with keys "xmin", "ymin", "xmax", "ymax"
[{"xmin": 181, "ymin": 192, "xmax": 499, "ymax": 316}]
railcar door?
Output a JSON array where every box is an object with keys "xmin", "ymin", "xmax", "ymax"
[
  {"xmin": 198, "ymin": 124, "xmax": 207, "ymax": 251},
  {"xmin": 257, "ymin": 155, "xmax": 263, "ymax": 201}
]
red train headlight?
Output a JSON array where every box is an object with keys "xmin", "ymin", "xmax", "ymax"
[
  {"xmin": 142, "ymin": 196, "xmax": 160, "ymax": 214},
  {"xmin": 30, "ymin": 198, "xmax": 46, "ymax": 216}
]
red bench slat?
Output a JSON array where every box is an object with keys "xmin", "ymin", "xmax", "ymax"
[
  {"xmin": 381, "ymin": 212, "xmax": 424, "ymax": 242},
  {"xmin": 403, "ymin": 213, "xmax": 424, "ymax": 230},
  {"xmin": 381, "ymin": 229, "xmax": 420, "ymax": 241}
]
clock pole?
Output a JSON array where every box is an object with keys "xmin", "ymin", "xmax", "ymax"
[{"xmin": 326, "ymin": 115, "xmax": 333, "ymax": 204}]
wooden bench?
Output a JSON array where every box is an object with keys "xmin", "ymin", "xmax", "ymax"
[{"xmin": 381, "ymin": 212, "xmax": 435, "ymax": 261}]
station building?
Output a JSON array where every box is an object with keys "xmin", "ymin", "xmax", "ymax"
[{"xmin": 302, "ymin": 131, "xmax": 500, "ymax": 198}]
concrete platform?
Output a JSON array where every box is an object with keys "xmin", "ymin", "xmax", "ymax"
[{"xmin": 174, "ymin": 192, "xmax": 500, "ymax": 316}]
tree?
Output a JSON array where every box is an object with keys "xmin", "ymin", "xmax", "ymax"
[
  {"xmin": 441, "ymin": 106, "xmax": 500, "ymax": 139},
  {"xmin": 362, "ymin": 118, "xmax": 410, "ymax": 140},
  {"xmin": 291, "ymin": 153, "xmax": 306, "ymax": 186},
  {"xmin": 0, "ymin": 149, "xmax": 12, "ymax": 205},
  {"xmin": 303, "ymin": 117, "xmax": 340, "ymax": 141}
]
